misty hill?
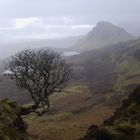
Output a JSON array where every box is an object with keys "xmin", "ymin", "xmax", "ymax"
[
  {"xmin": 79, "ymin": 85, "xmax": 140, "ymax": 140},
  {"xmin": 0, "ymin": 36, "xmax": 82, "ymax": 59},
  {"xmin": 72, "ymin": 21, "xmax": 134, "ymax": 52},
  {"xmin": 0, "ymin": 75, "xmax": 31, "ymax": 104},
  {"xmin": 70, "ymin": 37, "xmax": 140, "ymax": 94},
  {"xmin": 0, "ymin": 29, "xmax": 140, "ymax": 140}
]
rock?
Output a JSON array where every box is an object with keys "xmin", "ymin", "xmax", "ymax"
[
  {"xmin": 79, "ymin": 85, "xmax": 140, "ymax": 140},
  {"xmin": 0, "ymin": 99, "xmax": 28, "ymax": 140}
]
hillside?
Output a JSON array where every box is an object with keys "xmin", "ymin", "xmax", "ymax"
[
  {"xmin": 71, "ymin": 21, "xmax": 134, "ymax": 52},
  {"xmin": 23, "ymin": 38, "xmax": 140, "ymax": 140},
  {"xmin": 0, "ymin": 36, "xmax": 139, "ymax": 140},
  {"xmin": 0, "ymin": 99, "xmax": 28, "ymax": 140},
  {"xmin": 0, "ymin": 75, "xmax": 31, "ymax": 104},
  {"xmin": 79, "ymin": 85, "xmax": 140, "ymax": 140},
  {"xmin": 70, "ymin": 38, "xmax": 140, "ymax": 94}
]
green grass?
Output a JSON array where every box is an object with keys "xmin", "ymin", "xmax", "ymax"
[
  {"xmin": 113, "ymin": 75, "xmax": 126, "ymax": 92},
  {"xmin": 25, "ymin": 103, "xmax": 113, "ymax": 140},
  {"xmin": 46, "ymin": 112, "xmax": 73, "ymax": 122},
  {"xmin": 113, "ymin": 58, "xmax": 140, "ymax": 92},
  {"xmin": 117, "ymin": 59, "xmax": 140, "ymax": 76},
  {"xmin": 50, "ymin": 83, "xmax": 89, "ymax": 102}
]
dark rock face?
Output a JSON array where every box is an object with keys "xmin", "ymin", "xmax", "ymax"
[
  {"xmin": 0, "ymin": 99, "xmax": 28, "ymax": 140},
  {"xmin": 79, "ymin": 85, "xmax": 140, "ymax": 140}
]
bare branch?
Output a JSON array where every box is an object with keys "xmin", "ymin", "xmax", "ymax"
[{"xmin": 7, "ymin": 49, "xmax": 72, "ymax": 116}]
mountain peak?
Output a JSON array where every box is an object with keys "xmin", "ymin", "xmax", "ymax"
[
  {"xmin": 87, "ymin": 21, "xmax": 134, "ymax": 40},
  {"xmin": 72, "ymin": 21, "xmax": 134, "ymax": 52},
  {"xmin": 97, "ymin": 21, "xmax": 115, "ymax": 27}
]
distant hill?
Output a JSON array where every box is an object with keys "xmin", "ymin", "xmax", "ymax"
[
  {"xmin": 0, "ymin": 36, "xmax": 83, "ymax": 58},
  {"xmin": 71, "ymin": 21, "xmax": 134, "ymax": 52},
  {"xmin": 0, "ymin": 75, "xmax": 31, "ymax": 104},
  {"xmin": 70, "ymin": 38, "xmax": 140, "ymax": 94},
  {"xmin": 79, "ymin": 85, "xmax": 140, "ymax": 140}
]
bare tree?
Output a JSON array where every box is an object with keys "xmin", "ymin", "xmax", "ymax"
[{"xmin": 7, "ymin": 49, "xmax": 72, "ymax": 116}]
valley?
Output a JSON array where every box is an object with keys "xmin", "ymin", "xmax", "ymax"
[{"xmin": 0, "ymin": 21, "xmax": 140, "ymax": 140}]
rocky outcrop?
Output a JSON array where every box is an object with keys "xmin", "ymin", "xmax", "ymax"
[
  {"xmin": 0, "ymin": 99, "xmax": 28, "ymax": 140},
  {"xmin": 79, "ymin": 85, "xmax": 140, "ymax": 140}
]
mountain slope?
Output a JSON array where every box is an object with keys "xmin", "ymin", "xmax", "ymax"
[
  {"xmin": 72, "ymin": 21, "xmax": 134, "ymax": 52},
  {"xmin": 0, "ymin": 99, "xmax": 28, "ymax": 140},
  {"xmin": 0, "ymin": 75, "xmax": 31, "ymax": 104},
  {"xmin": 79, "ymin": 85, "xmax": 140, "ymax": 140},
  {"xmin": 70, "ymin": 38, "xmax": 140, "ymax": 94}
]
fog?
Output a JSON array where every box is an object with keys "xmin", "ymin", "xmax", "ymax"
[{"xmin": 0, "ymin": 0, "xmax": 140, "ymax": 58}]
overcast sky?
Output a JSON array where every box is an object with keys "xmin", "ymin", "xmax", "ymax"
[{"xmin": 0, "ymin": 0, "xmax": 140, "ymax": 39}]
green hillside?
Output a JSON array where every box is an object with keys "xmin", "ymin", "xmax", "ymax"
[
  {"xmin": 0, "ymin": 37, "xmax": 140, "ymax": 140},
  {"xmin": 71, "ymin": 38, "xmax": 140, "ymax": 94}
]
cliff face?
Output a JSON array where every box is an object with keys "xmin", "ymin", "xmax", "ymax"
[
  {"xmin": 79, "ymin": 85, "xmax": 140, "ymax": 140},
  {"xmin": 0, "ymin": 99, "xmax": 28, "ymax": 140}
]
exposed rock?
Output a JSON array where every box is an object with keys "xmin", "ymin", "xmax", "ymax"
[
  {"xmin": 0, "ymin": 99, "xmax": 28, "ymax": 140},
  {"xmin": 79, "ymin": 85, "xmax": 140, "ymax": 140}
]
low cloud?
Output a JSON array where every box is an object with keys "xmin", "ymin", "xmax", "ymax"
[
  {"xmin": 0, "ymin": 0, "xmax": 140, "ymax": 38},
  {"xmin": 0, "ymin": 17, "xmax": 94, "ymax": 39}
]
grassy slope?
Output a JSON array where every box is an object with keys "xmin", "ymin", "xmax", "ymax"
[
  {"xmin": 0, "ymin": 76, "xmax": 31, "ymax": 104},
  {"xmin": 0, "ymin": 77, "xmax": 115, "ymax": 140},
  {"xmin": 113, "ymin": 38, "xmax": 140, "ymax": 92},
  {"xmin": 70, "ymin": 38, "xmax": 140, "ymax": 94},
  {"xmin": 25, "ymin": 84, "xmax": 114, "ymax": 140},
  {"xmin": 79, "ymin": 85, "xmax": 140, "ymax": 140},
  {"xmin": 0, "ymin": 38, "xmax": 140, "ymax": 140},
  {"xmin": 113, "ymin": 58, "xmax": 140, "ymax": 92},
  {"xmin": 26, "ymin": 105, "xmax": 113, "ymax": 140}
]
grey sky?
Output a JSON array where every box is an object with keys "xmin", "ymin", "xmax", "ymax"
[{"xmin": 0, "ymin": 0, "xmax": 140, "ymax": 38}]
